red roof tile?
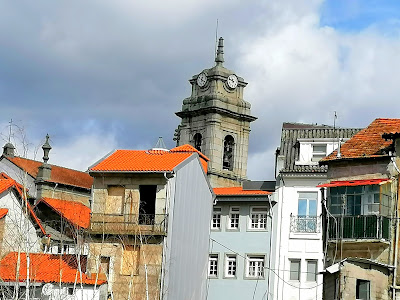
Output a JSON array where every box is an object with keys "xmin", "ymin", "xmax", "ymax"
[
  {"xmin": 317, "ymin": 178, "xmax": 389, "ymax": 188},
  {"xmin": 0, "ymin": 179, "xmax": 18, "ymax": 195},
  {"xmin": 170, "ymin": 144, "xmax": 210, "ymax": 161},
  {"xmin": 213, "ymin": 187, "xmax": 271, "ymax": 196},
  {"xmin": 90, "ymin": 149, "xmax": 194, "ymax": 172},
  {"xmin": 4, "ymin": 156, "xmax": 93, "ymax": 189},
  {"xmin": 323, "ymin": 118, "xmax": 400, "ymax": 162},
  {"xmin": 0, "ymin": 172, "xmax": 11, "ymax": 180},
  {"xmin": 170, "ymin": 144, "xmax": 209, "ymax": 173},
  {"xmin": 0, "ymin": 178, "xmax": 46, "ymax": 235},
  {"xmin": 38, "ymin": 197, "xmax": 91, "ymax": 229},
  {"xmin": 0, "ymin": 208, "xmax": 8, "ymax": 219},
  {"xmin": 0, "ymin": 252, "xmax": 106, "ymax": 285}
]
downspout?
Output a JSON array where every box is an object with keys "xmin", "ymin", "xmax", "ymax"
[
  {"xmin": 160, "ymin": 171, "xmax": 174, "ymax": 300},
  {"xmin": 392, "ymin": 157, "xmax": 400, "ymax": 300},
  {"xmin": 267, "ymin": 194, "xmax": 274, "ymax": 300}
]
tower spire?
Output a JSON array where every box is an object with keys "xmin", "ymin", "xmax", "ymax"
[{"xmin": 215, "ymin": 37, "xmax": 224, "ymax": 66}]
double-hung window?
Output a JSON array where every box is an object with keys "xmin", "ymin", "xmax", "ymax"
[
  {"xmin": 250, "ymin": 207, "xmax": 268, "ymax": 229},
  {"xmin": 296, "ymin": 192, "xmax": 318, "ymax": 233},
  {"xmin": 225, "ymin": 254, "xmax": 237, "ymax": 278},
  {"xmin": 228, "ymin": 207, "xmax": 240, "ymax": 229},
  {"xmin": 212, "ymin": 207, "xmax": 222, "ymax": 230},
  {"xmin": 311, "ymin": 144, "xmax": 327, "ymax": 162},
  {"xmin": 306, "ymin": 260, "xmax": 317, "ymax": 281},
  {"xmin": 246, "ymin": 255, "xmax": 265, "ymax": 278},
  {"xmin": 289, "ymin": 259, "xmax": 300, "ymax": 281},
  {"xmin": 208, "ymin": 254, "xmax": 218, "ymax": 278}
]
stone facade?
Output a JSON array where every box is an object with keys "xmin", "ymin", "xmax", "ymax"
[{"xmin": 175, "ymin": 38, "xmax": 256, "ymax": 187}]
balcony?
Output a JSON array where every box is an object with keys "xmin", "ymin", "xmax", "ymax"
[
  {"xmin": 327, "ymin": 215, "xmax": 390, "ymax": 241},
  {"xmin": 90, "ymin": 213, "xmax": 168, "ymax": 235},
  {"xmin": 290, "ymin": 215, "xmax": 321, "ymax": 233}
]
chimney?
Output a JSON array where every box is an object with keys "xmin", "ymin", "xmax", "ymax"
[
  {"xmin": 2, "ymin": 142, "xmax": 15, "ymax": 157},
  {"xmin": 37, "ymin": 134, "xmax": 52, "ymax": 181}
]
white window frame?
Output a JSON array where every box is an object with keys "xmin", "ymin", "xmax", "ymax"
[
  {"xmin": 211, "ymin": 207, "xmax": 222, "ymax": 230},
  {"xmin": 228, "ymin": 206, "xmax": 240, "ymax": 230},
  {"xmin": 225, "ymin": 254, "xmax": 237, "ymax": 278},
  {"xmin": 249, "ymin": 206, "xmax": 268, "ymax": 230},
  {"xmin": 311, "ymin": 144, "xmax": 327, "ymax": 162},
  {"xmin": 289, "ymin": 259, "xmax": 301, "ymax": 281},
  {"xmin": 246, "ymin": 255, "xmax": 265, "ymax": 279},
  {"xmin": 306, "ymin": 260, "xmax": 317, "ymax": 282},
  {"xmin": 208, "ymin": 254, "xmax": 219, "ymax": 278}
]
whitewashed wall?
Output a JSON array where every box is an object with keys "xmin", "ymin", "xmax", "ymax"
[
  {"xmin": 0, "ymin": 189, "xmax": 41, "ymax": 254},
  {"xmin": 0, "ymin": 158, "xmax": 37, "ymax": 198}
]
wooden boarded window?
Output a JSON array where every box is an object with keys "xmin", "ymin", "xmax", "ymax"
[
  {"xmin": 121, "ymin": 245, "xmax": 140, "ymax": 275},
  {"xmin": 99, "ymin": 256, "xmax": 110, "ymax": 276},
  {"xmin": 106, "ymin": 186, "xmax": 125, "ymax": 214}
]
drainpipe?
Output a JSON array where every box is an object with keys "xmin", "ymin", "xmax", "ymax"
[{"xmin": 392, "ymin": 157, "xmax": 400, "ymax": 300}]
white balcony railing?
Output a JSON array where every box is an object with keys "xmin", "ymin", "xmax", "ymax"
[{"xmin": 290, "ymin": 215, "xmax": 320, "ymax": 233}]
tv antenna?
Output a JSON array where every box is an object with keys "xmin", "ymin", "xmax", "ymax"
[
  {"xmin": 8, "ymin": 119, "xmax": 13, "ymax": 142},
  {"xmin": 215, "ymin": 19, "xmax": 219, "ymax": 59}
]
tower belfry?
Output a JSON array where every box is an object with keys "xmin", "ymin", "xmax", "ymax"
[{"xmin": 175, "ymin": 37, "xmax": 256, "ymax": 187}]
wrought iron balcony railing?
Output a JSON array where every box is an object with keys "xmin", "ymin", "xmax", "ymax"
[
  {"xmin": 90, "ymin": 213, "xmax": 168, "ymax": 235},
  {"xmin": 290, "ymin": 215, "xmax": 320, "ymax": 233},
  {"xmin": 327, "ymin": 215, "xmax": 390, "ymax": 241}
]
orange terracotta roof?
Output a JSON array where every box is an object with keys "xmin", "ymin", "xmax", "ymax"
[
  {"xmin": 0, "ymin": 179, "xmax": 18, "ymax": 195},
  {"xmin": 317, "ymin": 178, "xmax": 389, "ymax": 188},
  {"xmin": 38, "ymin": 197, "xmax": 91, "ymax": 229},
  {"xmin": 0, "ymin": 172, "xmax": 11, "ymax": 180},
  {"xmin": 4, "ymin": 156, "xmax": 93, "ymax": 189},
  {"xmin": 170, "ymin": 144, "xmax": 210, "ymax": 161},
  {"xmin": 323, "ymin": 118, "xmax": 400, "ymax": 162},
  {"xmin": 213, "ymin": 187, "xmax": 271, "ymax": 196},
  {"xmin": 0, "ymin": 252, "xmax": 106, "ymax": 285},
  {"xmin": 0, "ymin": 178, "xmax": 46, "ymax": 235},
  {"xmin": 0, "ymin": 208, "xmax": 8, "ymax": 219},
  {"xmin": 170, "ymin": 144, "xmax": 209, "ymax": 173},
  {"xmin": 90, "ymin": 149, "xmax": 195, "ymax": 172}
]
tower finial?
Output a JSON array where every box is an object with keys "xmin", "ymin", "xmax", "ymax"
[
  {"xmin": 42, "ymin": 134, "xmax": 52, "ymax": 164},
  {"xmin": 215, "ymin": 37, "xmax": 224, "ymax": 66}
]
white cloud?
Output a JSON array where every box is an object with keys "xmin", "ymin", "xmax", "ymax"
[
  {"xmin": 238, "ymin": 0, "xmax": 400, "ymax": 179},
  {"xmin": 49, "ymin": 132, "xmax": 118, "ymax": 171}
]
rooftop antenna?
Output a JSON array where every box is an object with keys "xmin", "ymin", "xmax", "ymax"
[
  {"xmin": 8, "ymin": 119, "xmax": 13, "ymax": 142},
  {"xmin": 214, "ymin": 19, "xmax": 219, "ymax": 61},
  {"xmin": 153, "ymin": 137, "xmax": 167, "ymax": 151},
  {"xmin": 333, "ymin": 111, "xmax": 337, "ymax": 130},
  {"xmin": 334, "ymin": 112, "xmax": 342, "ymax": 158}
]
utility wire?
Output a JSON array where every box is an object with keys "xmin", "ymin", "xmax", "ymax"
[{"xmin": 210, "ymin": 238, "xmax": 323, "ymax": 290}]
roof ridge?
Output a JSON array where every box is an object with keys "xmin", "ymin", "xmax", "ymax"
[{"xmin": 7, "ymin": 156, "xmax": 88, "ymax": 173}]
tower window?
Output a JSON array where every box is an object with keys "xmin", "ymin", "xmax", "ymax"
[
  {"xmin": 193, "ymin": 133, "xmax": 202, "ymax": 152},
  {"xmin": 223, "ymin": 135, "xmax": 234, "ymax": 170}
]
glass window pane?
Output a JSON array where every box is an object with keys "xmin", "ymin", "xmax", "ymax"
[
  {"xmin": 306, "ymin": 261, "xmax": 317, "ymax": 281},
  {"xmin": 356, "ymin": 279, "xmax": 370, "ymax": 300},
  {"xmin": 309, "ymin": 200, "xmax": 317, "ymax": 216},
  {"xmin": 298, "ymin": 200, "xmax": 307, "ymax": 216},
  {"xmin": 290, "ymin": 260, "xmax": 300, "ymax": 281}
]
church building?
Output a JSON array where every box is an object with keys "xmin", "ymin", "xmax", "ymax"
[{"xmin": 175, "ymin": 37, "xmax": 256, "ymax": 188}]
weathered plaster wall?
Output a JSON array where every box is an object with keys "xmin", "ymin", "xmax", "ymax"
[{"xmin": 340, "ymin": 261, "xmax": 390, "ymax": 300}]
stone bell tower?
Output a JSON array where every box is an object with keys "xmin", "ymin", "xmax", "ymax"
[{"xmin": 175, "ymin": 38, "xmax": 256, "ymax": 187}]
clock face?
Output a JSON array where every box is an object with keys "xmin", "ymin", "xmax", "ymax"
[
  {"xmin": 197, "ymin": 72, "xmax": 207, "ymax": 87},
  {"xmin": 227, "ymin": 74, "xmax": 238, "ymax": 89}
]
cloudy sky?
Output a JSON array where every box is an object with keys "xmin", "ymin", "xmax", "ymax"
[{"xmin": 1, "ymin": 0, "xmax": 400, "ymax": 179}]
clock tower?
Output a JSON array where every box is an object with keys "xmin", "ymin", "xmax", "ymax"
[{"xmin": 175, "ymin": 38, "xmax": 256, "ymax": 187}]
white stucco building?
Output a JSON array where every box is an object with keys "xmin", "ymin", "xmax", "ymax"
[{"xmin": 270, "ymin": 122, "xmax": 359, "ymax": 300}]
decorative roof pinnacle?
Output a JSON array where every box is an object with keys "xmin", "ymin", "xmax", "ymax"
[
  {"xmin": 42, "ymin": 134, "xmax": 52, "ymax": 164},
  {"xmin": 215, "ymin": 37, "xmax": 224, "ymax": 66}
]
